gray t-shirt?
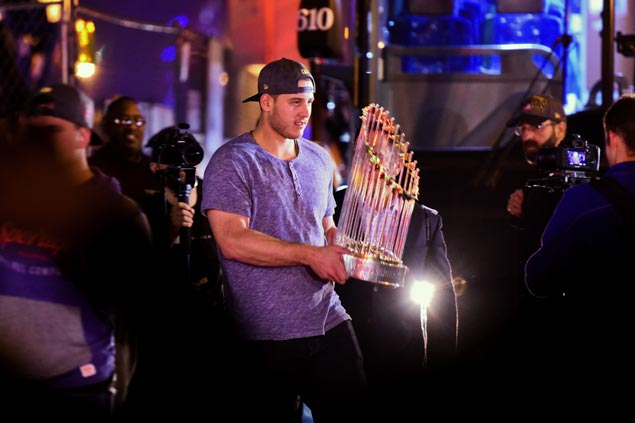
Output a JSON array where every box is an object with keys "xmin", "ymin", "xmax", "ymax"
[{"xmin": 201, "ymin": 132, "xmax": 350, "ymax": 340}]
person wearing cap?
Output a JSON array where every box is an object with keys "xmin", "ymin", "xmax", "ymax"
[
  {"xmin": 89, "ymin": 96, "xmax": 161, "ymax": 208},
  {"xmin": 492, "ymin": 94, "xmax": 571, "ymax": 386},
  {"xmin": 0, "ymin": 83, "xmax": 155, "ymax": 418},
  {"xmin": 201, "ymin": 58, "xmax": 367, "ymax": 422},
  {"xmin": 523, "ymin": 94, "xmax": 635, "ymax": 414},
  {"xmin": 505, "ymin": 94, "xmax": 568, "ymax": 218},
  {"xmin": 503, "ymin": 94, "xmax": 570, "ymax": 287}
]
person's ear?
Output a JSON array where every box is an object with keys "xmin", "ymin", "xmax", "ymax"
[
  {"xmin": 554, "ymin": 121, "xmax": 567, "ymax": 141},
  {"xmin": 77, "ymin": 127, "xmax": 91, "ymax": 148},
  {"xmin": 260, "ymin": 94, "xmax": 273, "ymax": 112}
]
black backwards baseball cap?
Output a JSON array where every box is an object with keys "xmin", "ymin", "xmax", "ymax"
[
  {"xmin": 27, "ymin": 83, "xmax": 103, "ymax": 145},
  {"xmin": 242, "ymin": 57, "xmax": 316, "ymax": 103},
  {"xmin": 506, "ymin": 94, "xmax": 567, "ymax": 127}
]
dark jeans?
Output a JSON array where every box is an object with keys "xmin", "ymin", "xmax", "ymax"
[{"xmin": 234, "ymin": 320, "xmax": 368, "ymax": 423}]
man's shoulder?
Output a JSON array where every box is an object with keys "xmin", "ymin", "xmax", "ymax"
[
  {"xmin": 298, "ymin": 138, "xmax": 334, "ymax": 165},
  {"xmin": 208, "ymin": 134, "xmax": 257, "ymax": 164},
  {"xmin": 299, "ymin": 137, "xmax": 328, "ymax": 153},
  {"xmin": 216, "ymin": 133, "xmax": 253, "ymax": 150}
]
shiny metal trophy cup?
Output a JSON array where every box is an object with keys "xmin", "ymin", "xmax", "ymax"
[{"xmin": 336, "ymin": 104, "xmax": 420, "ymax": 287}]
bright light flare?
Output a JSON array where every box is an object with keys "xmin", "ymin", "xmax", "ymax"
[
  {"xmin": 410, "ymin": 280, "xmax": 435, "ymax": 308},
  {"xmin": 75, "ymin": 61, "xmax": 95, "ymax": 78}
]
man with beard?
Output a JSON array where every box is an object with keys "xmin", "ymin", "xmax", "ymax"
[
  {"xmin": 497, "ymin": 94, "xmax": 568, "ymax": 383},
  {"xmin": 202, "ymin": 58, "xmax": 367, "ymax": 422},
  {"xmin": 89, "ymin": 96, "xmax": 161, "ymax": 207},
  {"xmin": 504, "ymin": 94, "xmax": 569, "ymax": 270},
  {"xmin": 505, "ymin": 94, "xmax": 568, "ymax": 220},
  {"xmin": 524, "ymin": 95, "xmax": 635, "ymax": 414}
]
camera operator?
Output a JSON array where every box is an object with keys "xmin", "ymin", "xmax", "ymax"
[
  {"xmin": 144, "ymin": 124, "xmax": 221, "ymax": 290},
  {"xmin": 125, "ymin": 124, "xmax": 227, "ymax": 418},
  {"xmin": 506, "ymin": 95, "xmax": 600, "ymax": 281},
  {"xmin": 524, "ymin": 94, "xmax": 635, "ymax": 413},
  {"xmin": 506, "ymin": 95, "xmax": 567, "ymax": 223},
  {"xmin": 496, "ymin": 94, "xmax": 574, "ymax": 375},
  {"xmin": 503, "ymin": 95, "xmax": 572, "ymax": 287}
]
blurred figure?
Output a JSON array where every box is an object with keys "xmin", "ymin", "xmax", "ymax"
[
  {"xmin": 0, "ymin": 20, "xmax": 30, "ymax": 118},
  {"xmin": 334, "ymin": 188, "xmax": 458, "ymax": 420},
  {"xmin": 0, "ymin": 84, "xmax": 154, "ymax": 420},
  {"xmin": 1, "ymin": 2, "xmax": 60, "ymax": 91},
  {"xmin": 145, "ymin": 124, "xmax": 221, "ymax": 310},
  {"xmin": 124, "ymin": 124, "xmax": 226, "ymax": 417},
  {"xmin": 89, "ymin": 96, "xmax": 161, "ymax": 206},
  {"xmin": 524, "ymin": 94, "xmax": 635, "ymax": 415}
]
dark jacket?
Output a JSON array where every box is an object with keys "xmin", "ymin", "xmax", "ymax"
[
  {"xmin": 89, "ymin": 144, "xmax": 161, "ymax": 207},
  {"xmin": 525, "ymin": 161, "xmax": 635, "ymax": 401},
  {"xmin": 333, "ymin": 188, "xmax": 458, "ymax": 379}
]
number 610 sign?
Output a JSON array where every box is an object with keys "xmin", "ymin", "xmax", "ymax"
[{"xmin": 297, "ymin": 0, "xmax": 347, "ymax": 59}]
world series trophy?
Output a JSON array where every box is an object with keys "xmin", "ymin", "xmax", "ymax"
[{"xmin": 336, "ymin": 104, "xmax": 420, "ymax": 287}]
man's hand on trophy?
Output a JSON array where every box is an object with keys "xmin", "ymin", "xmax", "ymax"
[{"xmin": 306, "ymin": 245, "xmax": 350, "ymax": 284}]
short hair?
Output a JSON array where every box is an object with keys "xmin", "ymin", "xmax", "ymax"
[
  {"xmin": 103, "ymin": 96, "xmax": 139, "ymax": 121},
  {"xmin": 604, "ymin": 94, "xmax": 635, "ymax": 151}
]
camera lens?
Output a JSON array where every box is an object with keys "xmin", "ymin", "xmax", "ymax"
[{"xmin": 182, "ymin": 142, "xmax": 204, "ymax": 166}]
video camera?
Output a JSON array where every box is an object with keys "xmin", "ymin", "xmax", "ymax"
[
  {"xmin": 149, "ymin": 122, "xmax": 204, "ymax": 168},
  {"xmin": 147, "ymin": 123, "xmax": 204, "ymax": 201},
  {"xmin": 527, "ymin": 134, "xmax": 601, "ymax": 192}
]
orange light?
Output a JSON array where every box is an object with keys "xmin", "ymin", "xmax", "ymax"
[
  {"xmin": 75, "ymin": 19, "xmax": 97, "ymax": 79},
  {"xmin": 45, "ymin": 4, "xmax": 62, "ymax": 23}
]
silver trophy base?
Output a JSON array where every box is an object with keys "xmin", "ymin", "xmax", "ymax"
[{"xmin": 343, "ymin": 254, "xmax": 408, "ymax": 288}]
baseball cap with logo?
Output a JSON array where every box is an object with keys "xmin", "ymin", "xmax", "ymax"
[
  {"xmin": 506, "ymin": 94, "xmax": 567, "ymax": 127},
  {"xmin": 242, "ymin": 57, "xmax": 316, "ymax": 103},
  {"xmin": 27, "ymin": 83, "xmax": 103, "ymax": 145}
]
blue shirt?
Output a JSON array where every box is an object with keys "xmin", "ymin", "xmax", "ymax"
[
  {"xmin": 525, "ymin": 161, "xmax": 635, "ymax": 297},
  {"xmin": 201, "ymin": 133, "xmax": 349, "ymax": 340}
]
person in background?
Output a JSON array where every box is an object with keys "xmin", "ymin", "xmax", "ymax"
[
  {"xmin": 505, "ymin": 94, "xmax": 568, "ymax": 246},
  {"xmin": 201, "ymin": 57, "xmax": 367, "ymax": 423},
  {"xmin": 145, "ymin": 124, "xmax": 222, "ymax": 312},
  {"xmin": 0, "ymin": 84, "xmax": 154, "ymax": 420},
  {"xmin": 524, "ymin": 94, "xmax": 635, "ymax": 415},
  {"xmin": 497, "ymin": 94, "xmax": 570, "ymax": 373},
  {"xmin": 89, "ymin": 96, "xmax": 161, "ymax": 206},
  {"xmin": 124, "ymin": 124, "xmax": 226, "ymax": 417},
  {"xmin": 333, "ymin": 187, "xmax": 458, "ymax": 419}
]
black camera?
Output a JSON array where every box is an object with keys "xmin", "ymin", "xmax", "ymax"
[
  {"xmin": 148, "ymin": 123, "xmax": 204, "ymax": 168},
  {"xmin": 527, "ymin": 134, "xmax": 601, "ymax": 192},
  {"xmin": 147, "ymin": 123, "xmax": 204, "ymax": 201},
  {"xmin": 536, "ymin": 134, "xmax": 600, "ymax": 173}
]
